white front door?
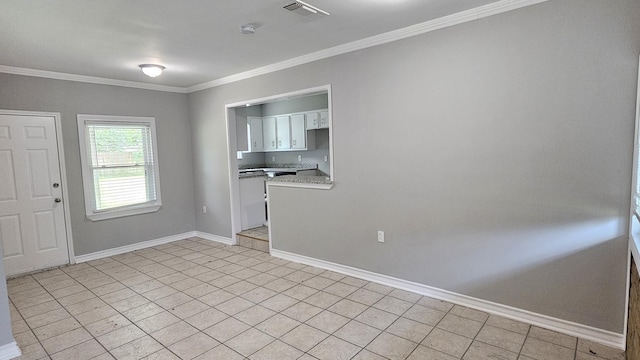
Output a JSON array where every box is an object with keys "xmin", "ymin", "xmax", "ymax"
[{"xmin": 0, "ymin": 113, "xmax": 70, "ymax": 276}]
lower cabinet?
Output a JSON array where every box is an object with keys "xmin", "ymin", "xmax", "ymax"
[{"xmin": 239, "ymin": 176, "xmax": 266, "ymax": 230}]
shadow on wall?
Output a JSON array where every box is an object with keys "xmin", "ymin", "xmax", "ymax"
[
  {"xmin": 462, "ymin": 235, "xmax": 626, "ymax": 332},
  {"xmin": 443, "ymin": 216, "xmax": 626, "ymax": 290}
]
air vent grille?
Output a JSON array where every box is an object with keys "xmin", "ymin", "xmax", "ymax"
[
  {"xmin": 283, "ymin": 1, "xmax": 330, "ymax": 16},
  {"xmin": 284, "ymin": 2, "xmax": 304, "ymax": 12}
]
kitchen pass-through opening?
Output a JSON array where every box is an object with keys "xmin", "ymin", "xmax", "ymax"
[{"xmin": 226, "ymin": 85, "xmax": 334, "ymax": 250}]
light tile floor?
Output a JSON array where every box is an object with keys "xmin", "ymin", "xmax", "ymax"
[
  {"xmin": 7, "ymin": 237, "xmax": 625, "ymax": 360},
  {"xmin": 238, "ymin": 226, "xmax": 270, "ymax": 242}
]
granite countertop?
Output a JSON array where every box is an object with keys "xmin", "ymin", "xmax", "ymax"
[
  {"xmin": 239, "ymin": 163, "xmax": 318, "ymax": 172},
  {"xmin": 266, "ymin": 175, "xmax": 332, "ymax": 185},
  {"xmin": 238, "ymin": 172, "xmax": 268, "ymax": 179}
]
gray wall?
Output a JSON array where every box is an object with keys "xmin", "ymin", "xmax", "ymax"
[
  {"xmin": 0, "ymin": 74, "xmax": 196, "ymax": 255},
  {"xmin": 189, "ymin": 0, "xmax": 640, "ymax": 333}
]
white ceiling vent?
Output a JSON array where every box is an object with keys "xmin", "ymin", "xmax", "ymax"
[{"xmin": 283, "ymin": 1, "xmax": 330, "ymax": 16}]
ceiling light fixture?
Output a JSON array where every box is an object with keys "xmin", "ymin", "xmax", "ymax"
[
  {"xmin": 139, "ymin": 64, "xmax": 165, "ymax": 78},
  {"xmin": 240, "ymin": 25, "xmax": 256, "ymax": 35}
]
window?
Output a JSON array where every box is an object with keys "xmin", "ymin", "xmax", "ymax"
[{"xmin": 77, "ymin": 115, "xmax": 162, "ymax": 221}]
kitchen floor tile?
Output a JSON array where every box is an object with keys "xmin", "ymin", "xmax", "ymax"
[
  {"xmin": 225, "ymin": 328, "xmax": 274, "ymax": 357},
  {"xmin": 167, "ymin": 332, "xmax": 219, "ymax": 359},
  {"xmin": 255, "ymin": 313, "xmax": 301, "ymax": 337},
  {"xmin": 366, "ymin": 332, "xmax": 418, "ymax": 360},
  {"xmin": 308, "ymin": 335, "xmax": 362, "ymax": 360},
  {"xmin": 422, "ymin": 328, "xmax": 472, "ymax": 358},
  {"xmin": 333, "ymin": 320, "xmax": 382, "ymax": 347},
  {"xmin": 203, "ymin": 317, "xmax": 250, "ymax": 342},
  {"xmin": 280, "ymin": 323, "xmax": 329, "ymax": 352}
]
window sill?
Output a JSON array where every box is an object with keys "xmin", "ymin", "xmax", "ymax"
[{"xmin": 86, "ymin": 203, "xmax": 162, "ymax": 221}]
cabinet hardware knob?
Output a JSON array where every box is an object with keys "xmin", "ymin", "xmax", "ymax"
[
  {"xmin": 54, "ymin": 198, "xmax": 62, "ymax": 203},
  {"xmin": 53, "ymin": 183, "xmax": 59, "ymax": 188}
]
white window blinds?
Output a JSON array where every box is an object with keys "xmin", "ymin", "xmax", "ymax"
[
  {"xmin": 84, "ymin": 121, "xmax": 157, "ymax": 211},
  {"xmin": 77, "ymin": 114, "xmax": 162, "ymax": 221}
]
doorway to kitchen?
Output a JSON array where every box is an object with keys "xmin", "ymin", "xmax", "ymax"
[{"xmin": 225, "ymin": 85, "xmax": 333, "ymax": 251}]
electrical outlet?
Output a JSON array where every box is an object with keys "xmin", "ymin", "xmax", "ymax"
[
  {"xmin": 272, "ymin": 156, "xmax": 276, "ymax": 161},
  {"xmin": 202, "ymin": 205, "xmax": 207, "ymax": 214},
  {"xmin": 298, "ymin": 155, "xmax": 302, "ymax": 162},
  {"xmin": 378, "ymin": 231, "xmax": 384, "ymax": 243},
  {"xmin": 324, "ymin": 155, "xmax": 328, "ymax": 162}
]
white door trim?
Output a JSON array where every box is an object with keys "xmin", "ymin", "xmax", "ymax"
[{"xmin": 0, "ymin": 109, "xmax": 75, "ymax": 270}]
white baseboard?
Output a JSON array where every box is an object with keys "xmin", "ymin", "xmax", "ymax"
[
  {"xmin": 0, "ymin": 341, "xmax": 20, "ymax": 360},
  {"xmin": 74, "ymin": 231, "xmax": 235, "ymax": 263},
  {"xmin": 194, "ymin": 231, "xmax": 235, "ymax": 246},
  {"xmin": 271, "ymin": 249, "xmax": 625, "ymax": 350},
  {"xmin": 74, "ymin": 232, "xmax": 194, "ymax": 263}
]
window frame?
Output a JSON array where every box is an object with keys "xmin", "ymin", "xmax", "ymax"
[{"xmin": 77, "ymin": 114, "xmax": 162, "ymax": 221}]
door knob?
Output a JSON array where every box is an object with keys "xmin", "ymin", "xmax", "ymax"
[{"xmin": 54, "ymin": 198, "xmax": 61, "ymax": 203}]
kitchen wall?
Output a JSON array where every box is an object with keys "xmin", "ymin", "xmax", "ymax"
[
  {"xmin": 265, "ymin": 129, "xmax": 330, "ymax": 176},
  {"xmin": 189, "ymin": 0, "xmax": 640, "ymax": 334},
  {"xmin": 236, "ymin": 94, "xmax": 331, "ymax": 175},
  {"xmin": 238, "ymin": 152, "xmax": 266, "ymax": 167},
  {"xmin": 0, "ymin": 74, "xmax": 196, "ymax": 255},
  {"xmin": 263, "ymin": 94, "xmax": 330, "ymax": 175}
]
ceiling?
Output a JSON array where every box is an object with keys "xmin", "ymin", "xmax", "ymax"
[{"xmin": 0, "ymin": 0, "xmax": 503, "ymax": 90}]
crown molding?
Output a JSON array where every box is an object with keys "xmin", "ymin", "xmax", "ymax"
[
  {"xmin": 0, "ymin": 65, "xmax": 187, "ymax": 93},
  {"xmin": 0, "ymin": 0, "xmax": 548, "ymax": 94},
  {"xmin": 186, "ymin": 0, "xmax": 549, "ymax": 93}
]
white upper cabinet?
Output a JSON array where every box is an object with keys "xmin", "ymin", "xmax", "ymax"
[
  {"xmin": 263, "ymin": 117, "xmax": 277, "ymax": 151},
  {"xmin": 305, "ymin": 111, "xmax": 320, "ymax": 130},
  {"xmin": 276, "ymin": 116, "xmax": 291, "ymax": 149},
  {"xmin": 243, "ymin": 110, "xmax": 325, "ymax": 152},
  {"xmin": 247, "ymin": 117, "xmax": 263, "ymax": 152},
  {"xmin": 290, "ymin": 114, "xmax": 306, "ymax": 149},
  {"xmin": 319, "ymin": 110, "xmax": 329, "ymax": 129}
]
